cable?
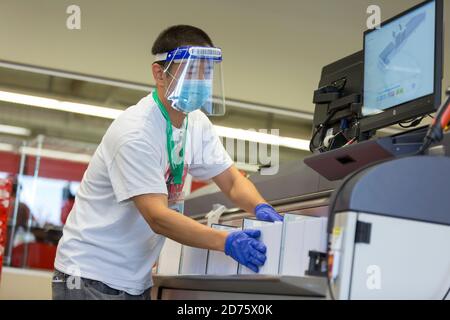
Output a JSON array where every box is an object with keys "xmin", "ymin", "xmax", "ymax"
[
  {"xmin": 309, "ymin": 109, "xmax": 340, "ymax": 152},
  {"xmin": 398, "ymin": 114, "xmax": 434, "ymax": 129},
  {"xmin": 311, "ymin": 109, "xmax": 339, "ymax": 151},
  {"xmin": 328, "ymin": 131, "xmax": 343, "ymax": 150},
  {"xmin": 400, "ymin": 117, "xmax": 421, "ymax": 124},
  {"xmin": 439, "ymin": 105, "xmax": 450, "ymax": 130},
  {"xmin": 443, "ymin": 286, "xmax": 450, "ymax": 300},
  {"xmin": 309, "ymin": 126, "xmax": 324, "ymax": 152},
  {"xmin": 399, "ymin": 116, "xmax": 425, "ymax": 129},
  {"xmin": 417, "ymin": 92, "xmax": 450, "ymax": 155}
]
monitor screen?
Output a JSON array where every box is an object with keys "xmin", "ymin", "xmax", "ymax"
[{"xmin": 363, "ymin": 0, "xmax": 436, "ymax": 116}]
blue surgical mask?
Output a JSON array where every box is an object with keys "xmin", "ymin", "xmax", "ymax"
[{"xmin": 171, "ymin": 79, "xmax": 212, "ymax": 113}]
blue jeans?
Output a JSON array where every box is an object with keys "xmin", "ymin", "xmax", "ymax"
[{"xmin": 52, "ymin": 270, "xmax": 151, "ymax": 300}]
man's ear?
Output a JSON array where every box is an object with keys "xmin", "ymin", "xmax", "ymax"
[{"xmin": 152, "ymin": 63, "xmax": 165, "ymax": 85}]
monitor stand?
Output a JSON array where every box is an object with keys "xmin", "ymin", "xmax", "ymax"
[{"xmin": 304, "ymin": 126, "xmax": 429, "ymax": 181}]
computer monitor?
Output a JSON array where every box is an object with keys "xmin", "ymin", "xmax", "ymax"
[
  {"xmin": 360, "ymin": 0, "xmax": 443, "ymax": 133},
  {"xmin": 309, "ymin": 51, "xmax": 364, "ymax": 152},
  {"xmin": 313, "ymin": 51, "xmax": 363, "ymax": 128}
]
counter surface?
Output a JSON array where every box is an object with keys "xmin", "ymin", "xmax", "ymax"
[{"xmin": 152, "ymin": 274, "xmax": 327, "ymax": 299}]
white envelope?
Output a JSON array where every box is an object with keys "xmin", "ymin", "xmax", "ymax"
[
  {"xmin": 319, "ymin": 217, "xmax": 329, "ymax": 253},
  {"xmin": 280, "ymin": 214, "xmax": 329, "ymax": 276},
  {"xmin": 206, "ymin": 224, "xmax": 240, "ymax": 275},
  {"xmin": 157, "ymin": 238, "xmax": 182, "ymax": 275},
  {"xmin": 279, "ymin": 215, "xmax": 308, "ymax": 276},
  {"xmin": 179, "ymin": 245, "xmax": 208, "ymax": 275},
  {"xmin": 239, "ymin": 219, "xmax": 283, "ymax": 275}
]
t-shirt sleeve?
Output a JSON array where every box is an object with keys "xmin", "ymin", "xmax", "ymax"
[
  {"xmin": 188, "ymin": 114, "xmax": 233, "ymax": 181},
  {"xmin": 108, "ymin": 139, "xmax": 168, "ymax": 202}
]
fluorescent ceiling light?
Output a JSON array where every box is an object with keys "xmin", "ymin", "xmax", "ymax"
[
  {"xmin": 214, "ymin": 126, "xmax": 310, "ymax": 151},
  {"xmin": 0, "ymin": 142, "xmax": 15, "ymax": 152},
  {"xmin": 0, "ymin": 91, "xmax": 121, "ymax": 119},
  {"xmin": 20, "ymin": 146, "xmax": 92, "ymax": 163},
  {"xmin": 0, "ymin": 143, "xmax": 266, "ymax": 171},
  {"xmin": 0, "ymin": 124, "xmax": 31, "ymax": 136},
  {"xmin": 0, "ymin": 90, "xmax": 310, "ymax": 151},
  {"xmin": 0, "ymin": 143, "xmax": 91, "ymax": 163}
]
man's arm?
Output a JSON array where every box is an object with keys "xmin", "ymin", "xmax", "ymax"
[
  {"xmin": 134, "ymin": 193, "xmax": 267, "ymax": 272},
  {"xmin": 213, "ymin": 165, "xmax": 266, "ymax": 213},
  {"xmin": 133, "ymin": 194, "xmax": 228, "ymax": 251},
  {"xmin": 213, "ymin": 166, "xmax": 283, "ymax": 222}
]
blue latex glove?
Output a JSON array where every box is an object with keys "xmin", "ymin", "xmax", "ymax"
[
  {"xmin": 254, "ymin": 203, "xmax": 284, "ymax": 222},
  {"xmin": 224, "ymin": 230, "xmax": 267, "ymax": 273}
]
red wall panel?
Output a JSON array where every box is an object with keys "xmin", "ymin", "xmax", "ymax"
[
  {"xmin": 25, "ymin": 156, "xmax": 88, "ymax": 181},
  {"xmin": 0, "ymin": 151, "xmax": 20, "ymax": 174},
  {"xmin": 0, "ymin": 151, "xmax": 88, "ymax": 182}
]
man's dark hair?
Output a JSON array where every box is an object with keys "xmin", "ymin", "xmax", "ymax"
[{"xmin": 152, "ymin": 25, "xmax": 214, "ymax": 60}]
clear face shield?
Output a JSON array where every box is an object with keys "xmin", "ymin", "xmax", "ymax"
[{"xmin": 155, "ymin": 46, "xmax": 225, "ymax": 116}]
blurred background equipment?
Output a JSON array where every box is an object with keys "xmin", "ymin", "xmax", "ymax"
[{"xmin": 0, "ymin": 178, "xmax": 13, "ymax": 281}]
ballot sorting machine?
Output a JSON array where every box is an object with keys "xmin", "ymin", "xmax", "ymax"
[
  {"xmin": 151, "ymin": 131, "xmax": 450, "ymax": 300},
  {"xmin": 152, "ymin": 158, "xmax": 335, "ymax": 300}
]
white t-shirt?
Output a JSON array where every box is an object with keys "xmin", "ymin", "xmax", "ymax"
[{"xmin": 54, "ymin": 91, "xmax": 233, "ymax": 295}]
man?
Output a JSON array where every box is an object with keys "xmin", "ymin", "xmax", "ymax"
[{"xmin": 53, "ymin": 25, "xmax": 283, "ymax": 300}]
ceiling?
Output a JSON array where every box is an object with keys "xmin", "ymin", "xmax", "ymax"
[
  {"xmin": 2, "ymin": 0, "xmax": 447, "ymax": 112},
  {"xmin": 0, "ymin": 0, "xmax": 448, "ymax": 164}
]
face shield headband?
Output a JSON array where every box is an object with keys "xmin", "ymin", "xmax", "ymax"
[{"xmin": 154, "ymin": 46, "xmax": 225, "ymax": 116}]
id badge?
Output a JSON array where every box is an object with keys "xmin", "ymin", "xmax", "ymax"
[
  {"xmin": 169, "ymin": 200, "xmax": 185, "ymax": 215},
  {"xmin": 168, "ymin": 190, "xmax": 185, "ymax": 215},
  {"xmin": 165, "ymin": 164, "xmax": 188, "ymax": 215}
]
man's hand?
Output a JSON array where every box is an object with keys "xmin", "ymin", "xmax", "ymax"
[
  {"xmin": 224, "ymin": 230, "xmax": 267, "ymax": 273},
  {"xmin": 254, "ymin": 203, "xmax": 284, "ymax": 222}
]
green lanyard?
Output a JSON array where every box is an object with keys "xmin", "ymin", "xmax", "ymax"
[{"xmin": 153, "ymin": 90, "xmax": 188, "ymax": 185}]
